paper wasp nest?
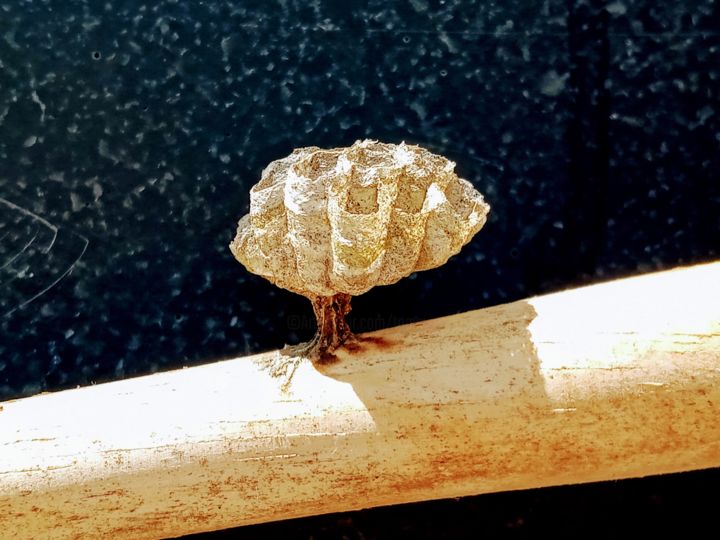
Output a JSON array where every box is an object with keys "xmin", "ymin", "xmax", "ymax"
[{"xmin": 230, "ymin": 140, "xmax": 490, "ymax": 298}]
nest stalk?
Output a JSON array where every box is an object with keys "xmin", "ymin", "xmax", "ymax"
[{"xmin": 283, "ymin": 293, "xmax": 354, "ymax": 362}]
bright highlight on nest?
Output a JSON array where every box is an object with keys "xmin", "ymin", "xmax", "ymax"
[{"xmin": 230, "ymin": 140, "xmax": 490, "ymax": 361}]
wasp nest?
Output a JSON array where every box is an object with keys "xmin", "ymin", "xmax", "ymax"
[{"xmin": 230, "ymin": 140, "xmax": 490, "ymax": 361}]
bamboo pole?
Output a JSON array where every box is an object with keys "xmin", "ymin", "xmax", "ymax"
[{"xmin": 1, "ymin": 262, "xmax": 719, "ymax": 539}]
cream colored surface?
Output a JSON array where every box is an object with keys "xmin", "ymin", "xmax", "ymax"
[
  {"xmin": 229, "ymin": 140, "xmax": 490, "ymax": 296},
  {"xmin": 1, "ymin": 262, "xmax": 719, "ymax": 539}
]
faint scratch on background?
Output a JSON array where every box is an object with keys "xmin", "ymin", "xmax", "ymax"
[
  {"xmin": 0, "ymin": 197, "xmax": 89, "ymax": 317},
  {"xmin": 0, "ymin": 225, "xmax": 39, "ymax": 270},
  {"xmin": 6, "ymin": 237, "xmax": 88, "ymax": 316},
  {"xmin": 0, "ymin": 197, "xmax": 58, "ymax": 253}
]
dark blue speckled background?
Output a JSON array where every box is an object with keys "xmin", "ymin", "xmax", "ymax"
[{"xmin": 1, "ymin": 0, "xmax": 719, "ymax": 536}]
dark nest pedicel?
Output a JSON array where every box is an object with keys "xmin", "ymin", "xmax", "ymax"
[{"xmin": 282, "ymin": 293, "xmax": 354, "ymax": 362}]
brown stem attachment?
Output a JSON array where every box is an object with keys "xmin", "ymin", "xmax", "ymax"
[{"xmin": 282, "ymin": 293, "xmax": 354, "ymax": 363}]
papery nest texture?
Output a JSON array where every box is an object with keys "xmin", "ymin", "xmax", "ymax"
[{"xmin": 230, "ymin": 139, "xmax": 490, "ymax": 361}]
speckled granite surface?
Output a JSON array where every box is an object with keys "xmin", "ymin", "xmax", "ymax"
[
  {"xmin": 1, "ymin": 1, "xmax": 718, "ymax": 399},
  {"xmin": 1, "ymin": 1, "xmax": 719, "ymax": 538}
]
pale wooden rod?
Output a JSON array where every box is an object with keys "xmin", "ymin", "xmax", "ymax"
[{"xmin": 1, "ymin": 261, "xmax": 719, "ymax": 539}]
